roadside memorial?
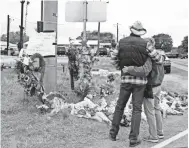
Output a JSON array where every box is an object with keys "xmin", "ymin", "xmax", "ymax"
[
  {"xmin": 159, "ymin": 91, "xmax": 188, "ymax": 118},
  {"xmin": 14, "ymin": 29, "xmax": 57, "ymax": 102},
  {"xmin": 23, "ymin": 32, "xmax": 57, "ymax": 93},
  {"xmin": 35, "ymin": 78, "xmax": 188, "ymax": 126},
  {"xmin": 15, "ymin": 52, "xmax": 46, "ymax": 103},
  {"xmin": 65, "ymin": 1, "xmax": 108, "ymax": 100},
  {"xmin": 9, "ymin": 0, "xmax": 188, "ymax": 132},
  {"xmin": 100, "ymin": 73, "xmax": 115, "ymax": 97},
  {"xmin": 14, "ymin": 50, "xmax": 188, "ymax": 126}
]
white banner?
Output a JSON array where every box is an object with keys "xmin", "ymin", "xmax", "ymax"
[{"xmin": 25, "ymin": 32, "xmax": 56, "ymax": 56}]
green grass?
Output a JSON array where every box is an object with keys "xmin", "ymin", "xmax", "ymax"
[{"xmin": 1, "ymin": 58, "xmax": 188, "ymax": 148}]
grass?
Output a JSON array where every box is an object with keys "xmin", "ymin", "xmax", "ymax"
[
  {"xmin": 1, "ymin": 57, "xmax": 188, "ymax": 148},
  {"xmin": 1, "ymin": 64, "xmax": 120, "ymax": 148}
]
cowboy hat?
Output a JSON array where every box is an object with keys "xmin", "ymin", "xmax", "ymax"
[{"xmin": 130, "ymin": 21, "xmax": 147, "ymax": 36}]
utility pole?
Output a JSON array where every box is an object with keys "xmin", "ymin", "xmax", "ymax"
[
  {"xmin": 114, "ymin": 23, "xmax": 120, "ymax": 43},
  {"xmin": 19, "ymin": 0, "xmax": 25, "ymax": 51},
  {"xmin": 97, "ymin": 22, "xmax": 100, "ymax": 50},
  {"xmin": 97, "ymin": 0, "xmax": 101, "ymax": 51},
  {"xmin": 83, "ymin": 1, "xmax": 87, "ymax": 43},
  {"xmin": 41, "ymin": 0, "xmax": 43, "ymax": 21},
  {"xmin": 24, "ymin": 1, "xmax": 30, "ymax": 35},
  {"xmin": 7, "ymin": 15, "xmax": 10, "ymax": 55},
  {"xmin": 116, "ymin": 23, "xmax": 119, "ymax": 42},
  {"xmin": 97, "ymin": 1, "xmax": 109, "ymax": 51}
]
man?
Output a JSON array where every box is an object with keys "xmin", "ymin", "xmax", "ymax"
[
  {"xmin": 109, "ymin": 21, "xmax": 164, "ymax": 147},
  {"xmin": 123, "ymin": 38, "xmax": 165, "ymax": 143}
]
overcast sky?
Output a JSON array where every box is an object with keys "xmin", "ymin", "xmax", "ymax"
[{"xmin": 0, "ymin": 0, "xmax": 188, "ymax": 46}]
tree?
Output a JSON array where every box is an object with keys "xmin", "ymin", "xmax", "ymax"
[
  {"xmin": 77, "ymin": 31, "xmax": 115, "ymax": 42},
  {"xmin": 152, "ymin": 33, "xmax": 173, "ymax": 52},
  {"xmin": 1, "ymin": 31, "xmax": 29, "ymax": 44},
  {"xmin": 180, "ymin": 36, "xmax": 188, "ymax": 53}
]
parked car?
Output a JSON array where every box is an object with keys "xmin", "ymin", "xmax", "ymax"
[
  {"xmin": 163, "ymin": 56, "xmax": 171, "ymax": 73},
  {"xmin": 1, "ymin": 47, "xmax": 9, "ymax": 55},
  {"xmin": 57, "ymin": 47, "xmax": 67, "ymax": 56},
  {"xmin": 96, "ymin": 48, "xmax": 108, "ymax": 56},
  {"xmin": 10, "ymin": 48, "xmax": 19, "ymax": 56},
  {"xmin": 180, "ymin": 53, "xmax": 188, "ymax": 59}
]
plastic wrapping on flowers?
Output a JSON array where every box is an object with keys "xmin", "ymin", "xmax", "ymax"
[{"xmin": 37, "ymin": 88, "xmax": 188, "ymax": 127}]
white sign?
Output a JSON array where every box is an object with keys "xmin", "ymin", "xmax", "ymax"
[
  {"xmin": 65, "ymin": 1, "xmax": 83, "ymax": 22},
  {"xmin": 65, "ymin": 1, "xmax": 107, "ymax": 22},
  {"xmin": 43, "ymin": 1, "xmax": 58, "ymax": 31},
  {"xmin": 25, "ymin": 32, "xmax": 56, "ymax": 56}
]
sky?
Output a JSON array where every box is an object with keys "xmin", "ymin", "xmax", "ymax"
[{"xmin": 0, "ymin": 0, "xmax": 188, "ymax": 46}]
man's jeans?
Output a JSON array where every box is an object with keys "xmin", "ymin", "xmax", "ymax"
[
  {"xmin": 143, "ymin": 86, "xmax": 164, "ymax": 139},
  {"xmin": 110, "ymin": 83, "xmax": 146, "ymax": 140}
]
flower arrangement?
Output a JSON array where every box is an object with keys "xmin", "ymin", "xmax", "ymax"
[{"xmin": 15, "ymin": 52, "xmax": 46, "ymax": 103}]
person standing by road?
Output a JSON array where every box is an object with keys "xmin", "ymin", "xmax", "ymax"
[
  {"xmin": 109, "ymin": 21, "xmax": 165, "ymax": 147},
  {"xmin": 123, "ymin": 38, "xmax": 165, "ymax": 143}
]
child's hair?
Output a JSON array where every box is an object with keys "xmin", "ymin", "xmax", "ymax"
[
  {"xmin": 145, "ymin": 38, "xmax": 155, "ymax": 47},
  {"xmin": 147, "ymin": 37, "xmax": 163, "ymax": 49},
  {"xmin": 154, "ymin": 41, "xmax": 163, "ymax": 49}
]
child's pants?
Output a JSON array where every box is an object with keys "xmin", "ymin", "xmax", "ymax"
[{"xmin": 143, "ymin": 86, "xmax": 164, "ymax": 139}]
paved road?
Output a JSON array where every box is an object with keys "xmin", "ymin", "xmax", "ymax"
[
  {"xmin": 165, "ymin": 134, "xmax": 188, "ymax": 148},
  {"xmin": 171, "ymin": 58, "xmax": 188, "ymax": 66},
  {"xmin": 0, "ymin": 56, "xmax": 69, "ymax": 64},
  {"xmin": 171, "ymin": 59, "xmax": 188, "ymax": 71}
]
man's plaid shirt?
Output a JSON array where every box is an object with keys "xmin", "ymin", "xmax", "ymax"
[{"xmin": 120, "ymin": 43, "xmax": 164, "ymax": 85}]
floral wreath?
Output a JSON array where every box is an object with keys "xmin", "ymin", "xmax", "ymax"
[{"xmin": 15, "ymin": 52, "xmax": 46, "ymax": 103}]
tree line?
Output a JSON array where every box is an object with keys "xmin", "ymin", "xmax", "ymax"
[
  {"xmin": 1, "ymin": 31, "xmax": 187, "ymax": 53},
  {"xmin": 1, "ymin": 31, "xmax": 29, "ymax": 45}
]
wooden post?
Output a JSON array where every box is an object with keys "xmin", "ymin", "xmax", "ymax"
[
  {"xmin": 83, "ymin": 1, "xmax": 87, "ymax": 43},
  {"xmin": 70, "ymin": 69, "xmax": 74, "ymax": 90},
  {"xmin": 97, "ymin": 0, "xmax": 101, "ymax": 51},
  {"xmin": 67, "ymin": 43, "xmax": 75, "ymax": 90},
  {"xmin": 97, "ymin": 22, "xmax": 100, "ymax": 50},
  {"xmin": 77, "ymin": 1, "xmax": 94, "ymax": 99},
  {"xmin": 19, "ymin": 0, "xmax": 25, "ymax": 51},
  {"xmin": 117, "ymin": 23, "xmax": 119, "ymax": 42},
  {"xmin": 7, "ymin": 15, "xmax": 10, "ymax": 55}
]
